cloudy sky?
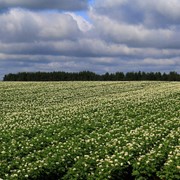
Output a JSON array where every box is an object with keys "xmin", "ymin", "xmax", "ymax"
[{"xmin": 0, "ymin": 0, "xmax": 180, "ymax": 79}]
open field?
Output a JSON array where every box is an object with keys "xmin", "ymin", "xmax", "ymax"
[{"xmin": 0, "ymin": 82, "xmax": 180, "ymax": 180}]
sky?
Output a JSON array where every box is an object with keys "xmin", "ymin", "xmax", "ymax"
[{"xmin": 0, "ymin": 0, "xmax": 180, "ymax": 79}]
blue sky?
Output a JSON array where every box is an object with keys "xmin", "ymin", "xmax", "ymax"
[{"xmin": 0, "ymin": 0, "xmax": 180, "ymax": 79}]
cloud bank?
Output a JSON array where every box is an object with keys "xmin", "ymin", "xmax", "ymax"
[
  {"xmin": 0, "ymin": 0, "xmax": 88, "ymax": 11},
  {"xmin": 0, "ymin": 0, "xmax": 180, "ymax": 79}
]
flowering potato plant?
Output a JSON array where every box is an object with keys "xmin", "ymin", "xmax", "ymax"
[{"xmin": 0, "ymin": 82, "xmax": 179, "ymax": 180}]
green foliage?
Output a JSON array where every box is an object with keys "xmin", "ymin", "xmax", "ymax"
[
  {"xmin": 0, "ymin": 82, "xmax": 179, "ymax": 179},
  {"xmin": 3, "ymin": 71, "xmax": 180, "ymax": 81}
]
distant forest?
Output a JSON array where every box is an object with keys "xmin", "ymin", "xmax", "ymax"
[{"xmin": 3, "ymin": 71, "xmax": 180, "ymax": 81}]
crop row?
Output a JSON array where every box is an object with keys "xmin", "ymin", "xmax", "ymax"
[{"xmin": 0, "ymin": 82, "xmax": 179, "ymax": 179}]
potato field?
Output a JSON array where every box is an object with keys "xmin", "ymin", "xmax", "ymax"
[{"xmin": 0, "ymin": 82, "xmax": 179, "ymax": 180}]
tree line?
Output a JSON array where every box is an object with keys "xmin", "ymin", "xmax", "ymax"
[{"xmin": 3, "ymin": 71, "xmax": 180, "ymax": 81}]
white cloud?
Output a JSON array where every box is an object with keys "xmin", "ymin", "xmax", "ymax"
[
  {"xmin": 90, "ymin": 11, "xmax": 180, "ymax": 48},
  {"xmin": 137, "ymin": 0, "xmax": 180, "ymax": 19},
  {"xmin": 0, "ymin": 9, "xmax": 82, "ymax": 42},
  {"xmin": 143, "ymin": 58, "xmax": 180, "ymax": 66},
  {"xmin": 66, "ymin": 12, "xmax": 93, "ymax": 32},
  {"xmin": 94, "ymin": 0, "xmax": 180, "ymax": 27}
]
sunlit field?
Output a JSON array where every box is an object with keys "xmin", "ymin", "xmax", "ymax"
[{"xmin": 0, "ymin": 82, "xmax": 179, "ymax": 180}]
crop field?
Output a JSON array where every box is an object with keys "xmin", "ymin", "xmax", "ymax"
[{"xmin": 0, "ymin": 81, "xmax": 180, "ymax": 180}]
